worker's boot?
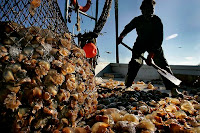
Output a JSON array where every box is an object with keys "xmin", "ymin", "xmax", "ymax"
[
  {"xmin": 125, "ymin": 74, "xmax": 134, "ymax": 88},
  {"xmin": 171, "ymin": 88, "xmax": 184, "ymax": 98}
]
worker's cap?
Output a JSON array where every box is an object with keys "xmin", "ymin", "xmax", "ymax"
[{"xmin": 140, "ymin": 0, "xmax": 156, "ymax": 10}]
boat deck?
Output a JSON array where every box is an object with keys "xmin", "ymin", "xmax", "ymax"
[{"xmin": 95, "ymin": 76, "xmax": 199, "ymax": 97}]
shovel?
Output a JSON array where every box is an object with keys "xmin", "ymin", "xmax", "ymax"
[{"xmin": 120, "ymin": 42, "xmax": 182, "ymax": 86}]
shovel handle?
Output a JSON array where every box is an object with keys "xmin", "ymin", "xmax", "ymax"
[
  {"xmin": 120, "ymin": 42, "xmax": 164, "ymax": 71},
  {"xmin": 140, "ymin": 54, "xmax": 164, "ymax": 72},
  {"xmin": 139, "ymin": 53, "xmax": 165, "ymax": 73},
  {"xmin": 120, "ymin": 42, "xmax": 182, "ymax": 86},
  {"xmin": 120, "ymin": 42, "xmax": 133, "ymax": 51}
]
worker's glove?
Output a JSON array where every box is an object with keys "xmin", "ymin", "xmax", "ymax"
[
  {"xmin": 146, "ymin": 52, "xmax": 155, "ymax": 66},
  {"xmin": 117, "ymin": 36, "xmax": 124, "ymax": 45}
]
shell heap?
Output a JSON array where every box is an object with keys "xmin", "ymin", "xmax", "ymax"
[
  {"xmin": 1, "ymin": 21, "xmax": 200, "ymax": 133},
  {"xmin": 0, "ymin": 21, "xmax": 97, "ymax": 132},
  {"xmin": 95, "ymin": 79, "xmax": 200, "ymax": 133}
]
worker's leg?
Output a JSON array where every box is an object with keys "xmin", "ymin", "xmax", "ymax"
[
  {"xmin": 153, "ymin": 48, "xmax": 176, "ymax": 90},
  {"xmin": 154, "ymin": 50, "xmax": 183, "ymax": 98},
  {"xmin": 125, "ymin": 48, "xmax": 144, "ymax": 87},
  {"xmin": 153, "ymin": 49, "xmax": 183, "ymax": 97}
]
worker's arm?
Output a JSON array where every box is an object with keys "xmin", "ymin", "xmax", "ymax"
[{"xmin": 117, "ymin": 17, "xmax": 137, "ymax": 44}]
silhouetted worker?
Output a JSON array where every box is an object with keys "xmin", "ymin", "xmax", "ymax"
[{"xmin": 117, "ymin": 0, "xmax": 182, "ymax": 97}]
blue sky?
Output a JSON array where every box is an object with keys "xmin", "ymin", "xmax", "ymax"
[{"xmin": 58, "ymin": 0, "xmax": 200, "ymax": 65}]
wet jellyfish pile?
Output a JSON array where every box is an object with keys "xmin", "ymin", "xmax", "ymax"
[
  {"xmin": 0, "ymin": 22, "xmax": 97, "ymax": 132},
  {"xmin": 0, "ymin": 21, "xmax": 200, "ymax": 133},
  {"xmin": 94, "ymin": 79, "xmax": 200, "ymax": 133}
]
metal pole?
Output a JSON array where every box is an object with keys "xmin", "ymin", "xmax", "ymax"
[
  {"xmin": 64, "ymin": 0, "xmax": 69, "ymax": 23},
  {"xmin": 95, "ymin": 0, "xmax": 99, "ymax": 25},
  {"xmin": 68, "ymin": 5, "xmax": 96, "ymax": 20},
  {"xmin": 78, "ymin": 10, "xmax": 96, "ymax": 20},
  {"xmin": 115, "ymin": 0, "xmax": 119, "ymax": 63}
]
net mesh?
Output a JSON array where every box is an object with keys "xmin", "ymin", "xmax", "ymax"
[{"xmin": 0, "ymin": 0, "xmax": 69, "ymax": 37}]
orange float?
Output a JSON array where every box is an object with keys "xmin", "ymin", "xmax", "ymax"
[
  {"xmin": 30, "ymin": 0, "xmax": 41, "ymax": 8},
  {"xmin": 83, "ymin": 42, "xmax": 97, "ymax": 58},
  {"xmin": 72, "ymin": 0, "xmax": 91, "ymax": 12}
]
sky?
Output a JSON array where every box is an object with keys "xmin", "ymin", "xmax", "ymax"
[{"xmin": 58, "ymin": 0, "xmax": 200, "ymax": 65}]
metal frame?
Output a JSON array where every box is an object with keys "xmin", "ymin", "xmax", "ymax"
[
  {"xmin": 64, "ymin": 0, "xmax": 100, "ymax": 70},
  {"xmin": 64, "ymin": 0, "xmax": 99, "ymax": 28}
]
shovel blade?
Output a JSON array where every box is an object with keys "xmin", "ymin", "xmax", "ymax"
[{"xmin": 157, "ymin": 69, "xmax": 182, "ymax": 86}]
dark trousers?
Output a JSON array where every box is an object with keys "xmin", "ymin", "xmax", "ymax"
[{"xmin": 125, "ymin": 45, "xmax": 175, "ymax": 90}]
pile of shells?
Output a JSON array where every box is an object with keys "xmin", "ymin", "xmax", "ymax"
[
  {"xmin": 0, "ymin": 21, "xmax": 97, "ymax": 132},
  {"xmin": 1, "ymin": 21, "xmax": 200, "ymax": 133},
  {"xmin": 92, "ymin": 79, "xmax": 200, "ymax": 133},
  {"xmin": 96, "ymin": 79, "xmax": 170, "ymax": 110}
]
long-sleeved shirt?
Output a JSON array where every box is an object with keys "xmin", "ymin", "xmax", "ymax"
[{"xmin": 120, "ymin": 14, "xmax": 163, "ymax": 53}]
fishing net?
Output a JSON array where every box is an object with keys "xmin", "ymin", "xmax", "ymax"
[
  {"xmin": 0, "ymin": 0, "xmax": 69, "ymax": 38},
  {"xmin": 0, "ymin": 0, "xmax": 98, "ymax": 131}
]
